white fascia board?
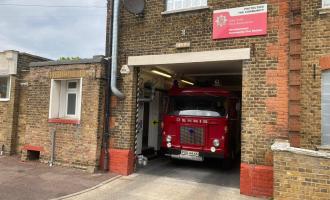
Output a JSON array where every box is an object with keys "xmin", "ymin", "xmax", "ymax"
[{"xmin": 128, "ymin": 48, "xmax": 250, "ymax": 66}]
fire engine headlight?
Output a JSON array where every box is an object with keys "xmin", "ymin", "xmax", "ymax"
[
  {"xmin": 213, "ymin": 139, "xmax": 220, "ymax": 147},
  {"xmin": 166, "ymin": 135, "xmax": 172, "ymax": 143}
]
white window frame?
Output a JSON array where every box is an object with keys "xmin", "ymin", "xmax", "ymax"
[
  {"xmin": 65, "ymin": 80, "xmax": 79, "ymax": 118},
  {"xmin": 323, "ymin": 0, "xmax": 330, "ymax": 8},
  {"xmin": 0, "ymin": 75, "xmax": 11, "ymax": 102},
  {"xmin": 165, "ymin": 0, "xmax": 208, "ymax": 12},
  {"xmin": 322, "ymin": 71, "xmax": 330, "ymax": 146},
  {"xmin": 49, "ymin": 78, "xmax": 82, "ymax": 120}
]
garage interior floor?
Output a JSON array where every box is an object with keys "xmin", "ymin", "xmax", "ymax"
[{"xmin": 137, "ymin": 157, "xmax": 240, "ymax": 188}]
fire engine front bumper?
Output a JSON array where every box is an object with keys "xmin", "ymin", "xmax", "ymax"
[{"xmin": 161, "ymin": 148, "xmax": 224, "ymax": 161}]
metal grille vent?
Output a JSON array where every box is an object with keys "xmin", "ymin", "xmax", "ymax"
[{"xmin": 180, "ymin": 126, "xmax": 204, "ymax": 145}]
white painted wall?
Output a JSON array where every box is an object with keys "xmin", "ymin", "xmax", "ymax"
[{"xmin": 0, "ymin": 50, "xmax": 18, "ymax": 75}]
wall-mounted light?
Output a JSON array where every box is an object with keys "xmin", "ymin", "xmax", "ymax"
[
  {"xmin": 151, "ymin": 70, "xmax": 172, "ymax": 78},
  {"xmin": 181, "ymin": 79, "xmax": 194, "ymax": 85}
]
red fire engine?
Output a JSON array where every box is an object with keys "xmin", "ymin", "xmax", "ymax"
[{"xmin": 161, "ymin": 84, "xmax": 241, "ymax": 164}]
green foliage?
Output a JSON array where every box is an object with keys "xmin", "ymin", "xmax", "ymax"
[{"xmin": 58, "ymin": 56, "xmax": 81, "ymax": 61}]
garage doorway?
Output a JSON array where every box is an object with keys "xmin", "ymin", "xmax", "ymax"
[{"xmin": 130, "ymin": 49, "xmax": 248, "ymax": 189}]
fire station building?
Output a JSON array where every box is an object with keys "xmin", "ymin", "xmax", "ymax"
[
  {"xmin": 105, "ymin": 0, "xmax": 330, "ymax": 198},
  {"xmin": 0, "ymin": 0, "xmax": 330, "ymax": 199}
]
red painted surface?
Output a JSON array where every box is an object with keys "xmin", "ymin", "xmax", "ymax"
[
  {"xmin": 213, "ymin": 4, "xmax": 267, "ymax": 39},
  {"xmin": 48, "ymin": 118, "xmax": 80, "ymax": 125},
  {"xmin": 162, "ymin": 115, "xmax": 230, "ymax": 157},
  {"xmin": 320, "ymin": 55, "xmax": 330, "ymax": 71},
  {"xmin": 162, "ymin": 87, "xmax": 239, "ymax": 160},
  {"xmin": 240, "ymin": 163, "xmax": 273, "ymax": 198},
  {"xmin": 22, "ymin": 145, "xmax": 44, "ymax": 152},
  {"xmin": 106, "ymin": 149, "xmax": 134, "ymax": 176}
]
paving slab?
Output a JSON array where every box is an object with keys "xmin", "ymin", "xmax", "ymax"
[{"xmin": 0, "ymin": 155, "xmax": 116, "ymax": 200}]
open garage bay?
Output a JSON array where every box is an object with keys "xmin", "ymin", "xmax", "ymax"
[{"xmin": 67, "ymin": 158, "xmax": 263, "ymax": 200}]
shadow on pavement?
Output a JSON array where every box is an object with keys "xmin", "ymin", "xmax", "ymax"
[{"xmin": 136, "ymin": 156, "xmax": 241, "ymax": 188}]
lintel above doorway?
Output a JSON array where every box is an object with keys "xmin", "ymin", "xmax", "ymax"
[{"xmin": 127, "ymin": 48, "xmax": 250, "ymax": 67}]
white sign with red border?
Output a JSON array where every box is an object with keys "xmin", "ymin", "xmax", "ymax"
[{"xmin": 213, "ymin": 4, "xmax": 268, "ymax": 39}]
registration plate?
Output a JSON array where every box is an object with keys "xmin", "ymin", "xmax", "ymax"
[{"xmin": 181, "ymin": 150, "xmax": 199, "ymax": 157}]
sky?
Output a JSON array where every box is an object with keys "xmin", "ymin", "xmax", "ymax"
[{"xmin": 0, "ymin": 0, "xmax": 107, "ymax": 59}]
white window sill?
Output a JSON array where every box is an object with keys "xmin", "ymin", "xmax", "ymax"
[
  {"xmin": 161, "ymin": 6, "xmax": 209, "ymax": 15},
  {"xmin": 0, "ymin": 98, "xmax": 10, "ymax": 102},
  {"xmin": 318, "ymin": 7, "xmax": 330, "ymax": 14}
]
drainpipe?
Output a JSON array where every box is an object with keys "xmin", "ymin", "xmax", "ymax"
[
  {"xmin": 103, "ymin": 0, "xmax": 114, "ymax": 171},
  {"xmin": 111, "ymin": 0, "xmax": 124, "ymax": 98},
  {"xmin": 49, "ymin": 129, "xmax": 56, "ymax": 167}
]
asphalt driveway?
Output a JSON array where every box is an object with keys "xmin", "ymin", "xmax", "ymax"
[
  {"xmin": 0, "ymin": 155, "xmax": 116, "ymax": 200},
  {"xmin": 65, "ymin": 157, "xmax": 264, "ymax": 200}
]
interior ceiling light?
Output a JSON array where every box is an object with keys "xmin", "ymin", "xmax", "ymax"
[
  {"xmin": 151, "ymin": 70, "xmax": 172, "ymax": 78},
  {"xmin": 181, "ymin": 79, "xmax": 194, "ymax": 85}
]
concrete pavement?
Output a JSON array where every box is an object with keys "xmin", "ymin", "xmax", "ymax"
[{"xmin": 65, "ymin": 158, "xmax": 264, "ymax": 200}]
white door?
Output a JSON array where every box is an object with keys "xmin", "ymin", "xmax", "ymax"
[{"xmin": 148, "ymin": 91, "xmax": 161, "ymax": 150}]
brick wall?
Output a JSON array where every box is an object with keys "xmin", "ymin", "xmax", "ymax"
[
  {"xmin": 0, "ymin": 52, "xmax": 48, "ymax": 155},
  {"xmin": 300, "ymin": 0, "xmax": 330, "ymax": 148},
  {"xmin": 106, "ymin": 0, "xmax": 291, "ymax": 196},
  {"xmin": 0, "ymin": 75, "xmax": 18, "ymax": 155},
  {"xmin": 272, "ymin": 140, "xmax": 330, "ymax": 200},
  {"xmin": 15, "ymin": 53, "xmax": 50, "ymax": 154},
  {"xmin": 21, "ymin": 60, "xmax": 105, "ymax": 170}
]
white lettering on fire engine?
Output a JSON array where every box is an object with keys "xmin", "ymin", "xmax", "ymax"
[{"xmin": 176, "ymin": 118, "xmax": 208, "ymax": 124}]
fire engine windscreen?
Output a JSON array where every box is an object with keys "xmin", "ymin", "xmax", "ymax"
[{"xmin": 168, "ymin": 96, "xmax": 227, "ymax": 117}]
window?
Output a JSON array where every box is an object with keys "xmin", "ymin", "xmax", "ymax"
[
  {"xmin": 168, "ymin": 96, "xmax": 227, "ymax": 117},
  {"xmin": 49, "ymin": 79, "xmax": 82, "ymax": 121},
  {"xmin": 0, "ymin": 76, "xmax": 10, "ymax": 101},
  {"xmin": 322, "ymin": 71, "xmax": 330, "ymax": 145},
  {"xmin": 166, "ymin": 0, "xmax": 207, "ymax": 11},
  {"xmin": 323, "ymin": 0, "xmax": 330, "ymax": 8}
]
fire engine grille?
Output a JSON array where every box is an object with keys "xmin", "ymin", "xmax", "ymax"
[{"xmin": 180, "ymin": 126, "xmax": 204, "ymax": 145}]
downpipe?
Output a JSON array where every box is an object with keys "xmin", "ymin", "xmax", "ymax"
[
  {"xmin": 49, "ymin": 129, "xmax": 56, "ymax": 167},
  {"xmin": 111, "ymin": 0, "xmax": 124, "ymax": 98},
  {"xmin": 103, "ymin": 0, "xmax": 114, "ymax": 171},
  {"xmin": 102, "ymin": 0, "xmax": 124, "ymax": 170}
]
